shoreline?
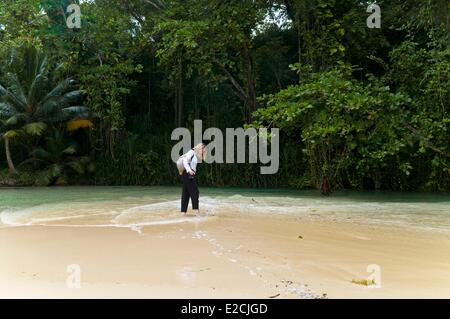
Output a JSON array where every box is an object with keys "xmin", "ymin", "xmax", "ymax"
[{"xmin": 1, "ymin": 212, "xmax": 449, "ymax": 299}]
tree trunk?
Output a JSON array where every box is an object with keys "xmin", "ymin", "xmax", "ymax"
[
  {"xmin": 5, "ymin": 138, "xmax": 17, "ymax": 175},
  {"xmin": 174, "ymin": 57, "xmax": 183, "ymax": 127},
  {"xmin": 193, "ymin": 78, "xmax": 199, "ymax": 119},
  {"xmin": 148, "ymin": 57, "xmax": 152, "ymax": 116},
  {"xmin": 178, "ymin": 65, "xmax": 183, "ymax": 127},
  {"xmin": 243, "ymin": 44, "xmax": 258, "ymax": 118},
  {"xmin": 217, "ymin": 57, "xmax": 258, "ymax": 121},
  {"xmin": 297, "ymin": 14, "xmax": 302, "ymax": 83}
]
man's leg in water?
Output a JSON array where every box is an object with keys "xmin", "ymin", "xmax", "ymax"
[
  {"xmin": 190, "ymin": 178, "xmax": 199, "ymax": 215},
  {"xmin": 181, "ymin": 172, "xmax": 190, "ymax": 213}
]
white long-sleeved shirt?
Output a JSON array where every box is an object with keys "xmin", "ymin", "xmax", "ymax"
[{"xmin": 183, "ymin": 149, "xmax": 197, "ymax": 174}]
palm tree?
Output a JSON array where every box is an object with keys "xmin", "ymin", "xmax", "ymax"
[
  {"xmin": 0, "ymin": 125, "xmax": 18, "ymax": 174},
  {"xmin": 0, "ymin": 45, "xmax": 88, "ymax": 174}
]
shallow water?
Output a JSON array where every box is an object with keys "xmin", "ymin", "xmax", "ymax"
[{"xmin": 0, "ymin": 186, "xmax": 449, "ymax": 233}]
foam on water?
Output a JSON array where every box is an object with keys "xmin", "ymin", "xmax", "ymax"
[{"xmin": 0, "ymin": 187, "xmax": 449, "ymax": 233}]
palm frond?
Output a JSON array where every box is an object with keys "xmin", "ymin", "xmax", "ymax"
[
  {"xmin": 22, "ymin": 46, "xmax": 47, "ymax": 91},
  {"xmin": 62, "ymin": 145, "xmax": 77, "ymax": 155},
  {"xmin": 18, "ymin": 156, "xmax": 46, "ymax": 168},
  {"xmin": 5, "ymin": 115, "xmax": 19, "ymax": 126},
  {"xmin": 62, "ymin": 106, "xmax": 89, "ymax": 116},
  {"xmin": 66, "ymin": 160, "xmax": 85, "ymax": 175},
  {"xmin": 35, "ymin": 99, "xmax": 59, "ymax": 118},
  {"xmin": 27, "ymin": 70, "xmax": 48, "ymax": 108},
  {"xmin": 0, "ymin": 84, "xmax": 8, "ymax": 98},
  {"xmin": 47, "ymin": 106, "xmax": 89, "ymax": 123},
  {"xmin": 0, "ymin": 102, "xmax": 18, "ymax": 119},
  {"xmin": 3, "ymin": 129, "xmax": 21, "ymax": 139},
  {"xmin": 4, "ymin": 72, "xmax": 27, "ymax": 107},
  {"xmin": 27, "ymin": 52, "xmax": 49, "ymax": 107},
  {"xmin": 30, "ymin": 147, "xmax": 51, "ymax": 160},
  {"xmin": 0, "ymin": 82, "xmax": 27, "ymax": 112},
  {"xmin": 23, "ymin": 122, "xmax": 47, "ymax": 136},
  {"xmin": 58, "ymin": 90, "xmax": 83, "ymax": 106},
  {"xmin": 38, "ymin": 78, "xmax": 74, "ymax": 107}
]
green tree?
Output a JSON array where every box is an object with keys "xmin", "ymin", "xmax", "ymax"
[
  {"xmin": 154, "ymin": 0, "xmax": 270, "ymax": 121},
  {"xmin": 0, "ymin": 45, "xmax": 88, "ymax": 174},
  {"xmin": 253, "ymin": 65, "xmax": 413, "ymax": 189}
]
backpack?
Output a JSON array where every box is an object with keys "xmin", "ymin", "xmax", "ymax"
[
  {"xmin": 176, "ymin": 155, "xmax": 185, "ymax": 175},
  {"xmin": 176, "ymin": 150, "xmax": 195, "ymax": 175}
]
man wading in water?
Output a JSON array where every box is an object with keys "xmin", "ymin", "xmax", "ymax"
[{"xmin": 176, "ymin": 143, "xmax": 206, "ymax": 216}]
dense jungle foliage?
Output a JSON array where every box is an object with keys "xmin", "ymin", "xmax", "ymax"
[{"xmin": 0, "ymin": 0, "xmax": 448, "ymax": 191}]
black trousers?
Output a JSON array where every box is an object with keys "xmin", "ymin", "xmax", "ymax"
[{"xmin": 181, "ymin": 171, "xmax": 199, "ymax": 213}]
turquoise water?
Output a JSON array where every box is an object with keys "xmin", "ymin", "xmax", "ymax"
[{"xmin": 0, "ymin": 186, "xmax": 449, "ymax": 233}]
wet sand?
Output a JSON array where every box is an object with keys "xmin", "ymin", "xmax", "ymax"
[{"xmin": 1, "ymin": 211, "xmax": 449, "ymax": 298}]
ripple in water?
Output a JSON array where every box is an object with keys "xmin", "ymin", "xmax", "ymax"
[{"xmin": 0, "ymin": 187, "xmax": 449, "ymax": 233}]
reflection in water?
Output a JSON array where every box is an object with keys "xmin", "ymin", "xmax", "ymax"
[{"xmin": 0, "ymin": 187, "xmax": 449, "ymax": 233}]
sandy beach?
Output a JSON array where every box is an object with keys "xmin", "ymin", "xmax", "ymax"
[{"xmin": 1, "ymin": 209, "xmax": 449, "ymax": 299}]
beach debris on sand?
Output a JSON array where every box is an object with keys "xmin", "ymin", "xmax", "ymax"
[
  {"xmin": 351, "ymin": 279, "xmax": 376, "ymax": 286},
  {"xmin": 278, "ymin": 280, "xmax": 325, "ymax": 299}
]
